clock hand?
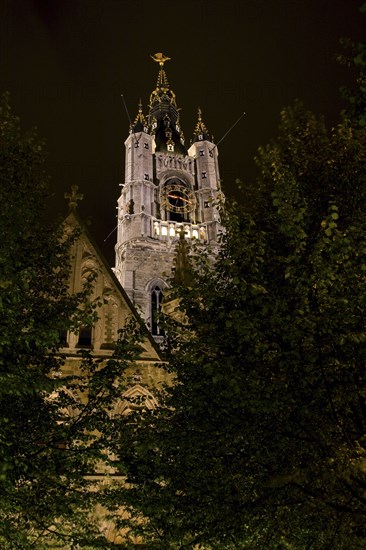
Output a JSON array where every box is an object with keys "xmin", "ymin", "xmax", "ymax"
[{"xmin": 168, "ymin": 193, "xmax": 191, "ymax": 203}]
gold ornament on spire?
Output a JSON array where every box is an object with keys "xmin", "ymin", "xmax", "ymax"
[
  {"xmin": 130, "ymin": 99, "xmax": 147, "ymax": 131},
  {"xmin": 194, "ymin": 107, "xmax": 210, "ymax": 137},
  {"xmin": 150, "ymin": 52, "xmax": 171, "ymax": 67},
  {"xmin": 149, "ymin": 52, "xmax": 177, "ymax": 111}
]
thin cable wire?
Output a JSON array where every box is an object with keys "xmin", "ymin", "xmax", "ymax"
[{"xmin": 209, "ymin": 111, "xmax": 246, "ymax": 152}]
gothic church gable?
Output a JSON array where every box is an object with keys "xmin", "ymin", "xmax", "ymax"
[{"xmin": 62, "ymin": 209, "xmax": 162, "ymax": 363}]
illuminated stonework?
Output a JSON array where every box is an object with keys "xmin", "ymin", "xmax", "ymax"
[{"xmin": 113, "ymin": 55, "xmax": 224, "ymax": 338}]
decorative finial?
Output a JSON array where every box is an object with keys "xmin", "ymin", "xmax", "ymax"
[
  {"xmin": 64, "ymin": 185, "xmax": 84, "ymax": 209},
  {"xmin": 193, "ymin": 107, "xmax": 210, "ymax": 139},
  {"xmin": 151, "ymin": 52, "xmax": 171, "ymax": 67},
  {"xmin": 130, "ymin": 101, "xmax": 148, "ymax": 132}
]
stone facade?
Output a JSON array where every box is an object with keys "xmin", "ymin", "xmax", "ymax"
[
  {"xmin": 113, "ymin": 56, "xmax": 224, "ymax": 337},
  {"xmin": 61, "ymin": 209, "xmax": 162, "ymax": 370}
]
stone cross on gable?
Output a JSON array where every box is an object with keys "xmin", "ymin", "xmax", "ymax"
[{"xmin": 64, "ymin": 185, "xmax": 84, "ymax": 209}]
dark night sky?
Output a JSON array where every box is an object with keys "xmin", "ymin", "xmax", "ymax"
[{"xmin": 1, "ymin": 0, "xmax": 365, "ymax": 264}]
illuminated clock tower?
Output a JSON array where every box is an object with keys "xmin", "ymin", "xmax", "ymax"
[{"xmin": 114, "ymin": 53, "xmax": 223, "ymax": 337}]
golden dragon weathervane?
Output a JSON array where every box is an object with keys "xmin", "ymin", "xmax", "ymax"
[{"xmin": 151, "ymin": 52, "xmax": 171, "ymax": 67}]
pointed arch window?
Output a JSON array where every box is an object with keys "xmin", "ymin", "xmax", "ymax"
[
  {"xmin": 59, "ymin": 330, "xmax": 69, "ymax": 347},
  {"xmin": 151, "ymin": 284, "xmax": 164, "ymax": 336},
  {"xmin": 77, "ymin": 326, "xmax": 92, "ymax": 348}
]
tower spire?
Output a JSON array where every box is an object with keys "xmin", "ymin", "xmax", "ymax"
[
  {"xmin": 130, "ymin": 99, "xmax": 148, "ymax": 133},
  {"xmin": 149, "ymin": 52, "xmax": 176, "ymax": 111},
  {"xmin": 193, "ymin": 107, "xmax": 212, "ymax": 142},
  {"xmin": 148, "ymin": 53, "xmax": 187, "ymax": 155},
  {"xmin": 151, "ymin": 53, "xmax": 171, "ymax": 89}
]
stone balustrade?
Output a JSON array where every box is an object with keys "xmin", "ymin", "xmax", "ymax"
[{"xmin": 152, "ymin": 219, "xmax": 207, "ymax": 242}]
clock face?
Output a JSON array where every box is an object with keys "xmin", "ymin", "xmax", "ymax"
[{"xmin": 161, "ymin": 181, "xmax": 194, "ymax": 213}]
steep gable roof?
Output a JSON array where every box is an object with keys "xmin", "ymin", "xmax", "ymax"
[{"xmin": 63, "ymin": 208, "xmax": 163, "ymax": 362}]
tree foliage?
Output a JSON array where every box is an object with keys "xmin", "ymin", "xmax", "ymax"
[
  {"xmin": 253, "ymin": 100, "xmax": 366, "ymax": 232},
  {"xmin": 338, "ymin": 4, "xmax": 366, "ymax": 129},
  {"xmin": 0, "ymin": 93, "xmax": 146, "ymax": 549},
  {"xmin": 0, "ymin": 92, "xmax": 87, "ymax": 547}
]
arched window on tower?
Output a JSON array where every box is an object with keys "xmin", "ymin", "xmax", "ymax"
[{"xmin": 151, "ymin": 284, "xmax": 164, "ymax": 336}]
